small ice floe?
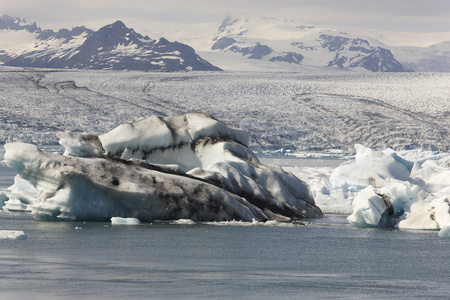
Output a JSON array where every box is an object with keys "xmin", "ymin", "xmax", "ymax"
[
  {"xmin": 0, "ymin": 230, "xmax": 27, "ymax": 240},
  {"xmin": 111, "ymin": 217, "xmax": 140, "ymax": 225},
  {"xmin": 207, "ymin": 219, "xmax": 299, "ymax": 227},
  {"xmin": 438, "ymin": 226, "xmax": 450, "ymax": 238},
  {"xmin": 170, "ymin": 219, "xmax": 196, "ymax": 225},
  {"xmin": 262, "ymin": 220, "xmax": 297, "ymax": 227}
]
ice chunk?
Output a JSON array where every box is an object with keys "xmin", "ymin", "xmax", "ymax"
[
  {"xmin": 438, "ymin": 226, "xmax": 450, "ymax": 238},
  {"xmin": 347, "ymin": 186, "xmax": 396, "ymax": 228},
  {"xmin": 5, "ymin": 143, "xmax": 266, "ymax": 222},
  {"xmin": 398, "ymin": 197, "xmax": 450, "ymax": 230},
  {"xmin": 170, "ymin": 219, "xmax": 196, "ymax": 225},
  {"xmin": 330, "ymin": 144, "xmax": 411, "ymax": 190},
  {"xmin": 0, "ymin": 230, "xmax": 27, "ymax": 240},
  {"xmin": 2, "ymin": 175, "xmax": 37, "ymax": 211},
  {"xmin": 410, "ymin": 159, "xmax": 450, "ymax": 193},
  {"xmin": 111, "ymin": 217, "xmax": 140, "ymax": 225},
  {"xmin": 206, "ymin": 219, "xmax": 298, "ymax": 227},
  {"xmin": 57, "ymin": 131, "xmax": 104, "ymax": 157},
  {"xmin": 378, "ymin": 182, "xmax": 426, "ymax": 217},
  {"xmin": 314, "ymin": 144, "xmax": 450, "ymax": 231},
  {"xmin": 3, "ymin": 198, "xmax": 30, "ymax": 212},
  {"xmin": 98, "ymin": 113, "xmax": 249, "ymax": 157}
]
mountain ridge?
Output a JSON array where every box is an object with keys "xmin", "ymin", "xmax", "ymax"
[
  {"xmin": 0, "ymin": 15, "xmax": 222, "ymax": 71},
  {"xmin": 210, "ymin": 16, "xmax": 411, "ymax": 72},
  {"xmin": 2, "ymin": 14, "xmax": 449, "ymax": 72}
]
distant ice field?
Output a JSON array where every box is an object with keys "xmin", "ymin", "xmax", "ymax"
[{"xmin": 1, "ymin": 67, "xmax": 449, "ymax": 151}]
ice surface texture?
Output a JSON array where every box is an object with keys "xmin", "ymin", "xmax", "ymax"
[
  {"xmin": 1, "ymin": 70, "xmax": 449, "ymax": 152},
  {"xmin": 4, "ymin": 113, "xmax": 321, "ymax": 222}
]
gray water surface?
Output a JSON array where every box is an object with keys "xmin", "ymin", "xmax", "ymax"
[{"xmin": 1, "ymin": 213, "xmax": 448, "ymax": 300}]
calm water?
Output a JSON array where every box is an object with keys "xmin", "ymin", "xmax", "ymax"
[
  {"xmin": 1, "ymin": 214, "xmax": 448, "ymax": 300},
  {"xmin": 1, "ymin": 154, "xmax": 448, "ymax": 299}
]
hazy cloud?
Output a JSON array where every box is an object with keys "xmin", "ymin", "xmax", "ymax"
[{"xmin": 1, "ymin": 0, "xmax": 449, "ymax": 32}]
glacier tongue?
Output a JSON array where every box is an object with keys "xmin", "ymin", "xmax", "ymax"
[{"xmin": 4, "ymin": 113, "xmax": 322, "ymax": 222}]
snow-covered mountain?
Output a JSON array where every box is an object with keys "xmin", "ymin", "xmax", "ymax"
[
  {"xmin": 2, "ymin": 14, "xmax": 449, "ymax": 72},
  {"xmin": 390, "ymin": 41, "xmax": 450, "ymax": 72},
  {"xmin": 0, "ymin": 15, "xmax": 221, "ymax": 71},
  {"xmin": 210, "ymin": 16, "xmax": 410, "ymax": 72}
]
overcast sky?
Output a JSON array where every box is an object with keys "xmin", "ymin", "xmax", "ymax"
[{"xmin": 2, "ymin": 0, "xmax": 449, "ymax": 33}]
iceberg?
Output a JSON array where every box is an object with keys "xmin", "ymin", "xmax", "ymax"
[
  {"xmin": 347, "ymin": 185, "xmax": 396, "ymax": 228},
  {"xmin": 111, "ymin": 217, "xmax": 140, "ymax": 225},
  {"xmin": 0, "ymin": 230, "xmax": 27, "ymax": 240},
  {"xmin": 4, "ymin": 113, "xmax": 322, "ymax": 222},
  {"xmin": 170, "ymin": 219, "xmax": 196, "ymax": 225},
  {"xmin": 438, "ymin": 226, "xmax": 450, "ymax": 238},
  {"xmin": 312, "ymin": 144, "xmax": 450, "ymax": 231}
]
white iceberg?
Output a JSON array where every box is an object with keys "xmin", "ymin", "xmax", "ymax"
[
  {"xmin": 312, "ymin": 144, "xmax": 450, "ymax": 231},
  {"xmin": 347, "ymin": 185, "xmax": 396, "ymax": 228},
  {"xmin": 438, "ymin": 226, "xmax": 450, "ymax": 238},
  {"xmin": 170, "ymin": 219, "xmax": 196, "ymax": 225},
  {"xmin": 330, "ymin": 144, "xmax": 412, "ymax": 190},
  {"xmin": 0, "ymin": 230, "xmax": 27, "ymax": 240},
  {"xmin": 4, "ymin": 113, "xmax": 322, "ymax": 222},
  {"xmin": 111, "ymin": 217, "xmax": 140, "ymax": 225}
]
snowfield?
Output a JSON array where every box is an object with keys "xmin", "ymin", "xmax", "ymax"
[{"xmin": 1, "ymin": 67, "xmax": 449, "ymax": 152}]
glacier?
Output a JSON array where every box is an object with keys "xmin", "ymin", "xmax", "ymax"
[
  {"xmin": 3, "ymin": 113, "xmax": 322, "ymax": 222},
  {"xmin": 310, "ymin": 144, "xmax": 450, "ymax": 232}
]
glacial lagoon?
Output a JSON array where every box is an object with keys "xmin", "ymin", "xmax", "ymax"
[{"xmin": 1, "ymin": 156, "xmax": 448, "ymax": 300}]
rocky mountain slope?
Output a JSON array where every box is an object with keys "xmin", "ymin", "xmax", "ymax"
[{"xmin": 0, "ymin": 15, "xmax": 221, "ymax": 71}]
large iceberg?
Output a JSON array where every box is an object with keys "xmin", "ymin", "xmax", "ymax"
[
  {"xmin": 312, "ymin": 144, "xmax": 450, "ymax": 231},
  {"xmin": 4, "ymin": 113, "xmax": 322, "ymax": 222}
]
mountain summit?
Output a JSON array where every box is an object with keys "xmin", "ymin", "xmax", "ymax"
[
  {"xmin": 0, "ymin": 14, "xmax": 39, "ymax": 32},
  {"xmin": 0, "ymin": 15, "xmax": 221, "ymax": 71}
]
